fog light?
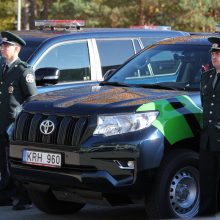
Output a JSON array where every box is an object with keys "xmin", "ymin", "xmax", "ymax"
[
  {"xmin": 114, "ymin": 160, "xmax": 135, "ymax": 170},
  {"xmin": 127, "ymin": 161, "xmax": 135, "ymax": 169}
]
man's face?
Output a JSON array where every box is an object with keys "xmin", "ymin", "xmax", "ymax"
[
  {"xmin": 0, "ymin": 43, "xmax": 20, "ymax": 61},
  {"xmin": 211, "ymin": 50, "xmax": 220, "ymax": 70}
]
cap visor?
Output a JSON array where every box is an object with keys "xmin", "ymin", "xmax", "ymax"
[
  {"xmin": 208, "ymin": 37, "xmax": 220, "ymax": 44},
  {"xmin": 2, "ymin": 40, "xmax": 16, "ymax": 45},
  {"xmin": 210, "ymin": 48, "xmax": 220, "ymax": 52}
]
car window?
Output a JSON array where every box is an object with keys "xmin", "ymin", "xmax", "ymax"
[
  {"xmin": 96, "ymin": 39, "xmax": 135, "ymax": 76},
  {"xmin": 150, "ymin": 50, "xmax": 182, "ymax": 76},
  {"xmin": 35, "ymin": 41, "xmax": 91, "ymax": 83},
  {"xmin": 108, "ymin": 44, "xmax": 211, "ymax": 87}
]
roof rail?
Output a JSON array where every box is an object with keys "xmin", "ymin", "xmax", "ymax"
[
  {"xmin": 35, "ymin": 20, "xmax": 86, "ymax": 31},
  {"xmin": 130, "ymin": 25, "xmax": 171, "ymax": 30}
]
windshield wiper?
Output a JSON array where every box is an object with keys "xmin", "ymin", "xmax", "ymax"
[
  {"xmin": 135, "ymin": 82, "xmax": 200, "ymax": 91},
  {"xmin": 135, "ymin": 83, "xmax": 179, "ymax": 90},
  {"xmin": 100, "ymin": 81, "xmax": 199, "ymax": 91},
  {"xmin": 99, "ymin": 81, "xmax": 131, "ymax": 87}
]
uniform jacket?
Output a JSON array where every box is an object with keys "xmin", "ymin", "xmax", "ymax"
[
  {"xmin": 200, "ymin": 68, "xmax": 220, "ymax": 151},
  {"xmin": 0, "ymin": 58, "xmax": 37, "ymax": 134}
]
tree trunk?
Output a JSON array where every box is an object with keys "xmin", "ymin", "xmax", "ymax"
[
  {"xmin": 139, "ymin": 0, "xmax": 145, "ymax": 25},
  {"xmin": 42, "ymin": 0, "xmax": 52, "ymax": 19},
  {"xmin": 23, "ymin": 0, "xmax": 29, "ymax": 30},
  {"xmin": 29, "ymin": 0, "xmax": 35, "ymax": 30}
]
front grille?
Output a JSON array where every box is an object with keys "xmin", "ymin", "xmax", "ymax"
[{"xmin": 14, "ymin": 112, "xmax": 91, "ymax": 146}]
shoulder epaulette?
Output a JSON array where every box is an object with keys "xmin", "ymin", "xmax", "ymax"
[
  {"xmin": 19, "ymin": 61, "xmax": 30, "ymax": 68},
  {"xmin": 202, "ymin": 68, "xmax": 215, "ymax": 77}
]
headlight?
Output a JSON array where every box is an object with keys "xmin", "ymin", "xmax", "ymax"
[
  {"xmin": 7, "ymin": 123, "xmax": 15, "ymax": 138},
  {"xmin": 15, "ymin": 105, "xmax": 23, "ymax": 118},
  {"xmin": 93, "ymin": 111, "xmax": 159, "ymax": 136}
]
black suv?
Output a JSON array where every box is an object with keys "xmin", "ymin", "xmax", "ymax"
[
  {"xmin": 9, "ymin": 35, "xmax": 212, "ymax": 219},
  {"xmin": 1, "ymin": 21, "xmax": 189, "ymax": 93}
]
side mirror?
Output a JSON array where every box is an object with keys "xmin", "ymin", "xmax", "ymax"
[
  {"xmin": 35, "ymin": 68, "xmax": 60, "ymax": 86},
  {"xmin": 103, "ymin": 69, "xmax": 116, "ymax": 81}
]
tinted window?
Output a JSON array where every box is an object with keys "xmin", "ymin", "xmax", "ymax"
[
  {"xmin": 109, "ymin": 44, "xmax": 210, "ymax": 88},
  {"xmin": 150, "ymin": 50, "xmax": 182, "ymax": 75},
  {"xmin": 35, "ymin": 41, "xmax": 91, "ymax": 83},
  {"xmin": 96, "ymin": 39, "xmax": 135, "ymax": 75}
]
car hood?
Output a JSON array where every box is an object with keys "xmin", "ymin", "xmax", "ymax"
[{"xmin": 24, "ymin": 84, "xmax": 188, "ymax": 115}]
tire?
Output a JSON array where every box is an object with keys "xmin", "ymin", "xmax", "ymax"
[
  {"xmin": 145, "ymin": 149, "xmax": 199, "ymax": 219},
  {"xmin": 28, "ymin": 189, "xmax": 85, "ymax": 214}
]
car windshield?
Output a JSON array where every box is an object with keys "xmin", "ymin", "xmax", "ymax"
[{"xmin": 108, "ymin": 44, "xmax": 211, "ymax": 90}]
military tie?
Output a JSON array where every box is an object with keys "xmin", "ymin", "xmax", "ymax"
[
  {"xmin": 3, "ymin": 64, "xmax": 9, "ymax": 77},
  {"xmin": 213, "ymin": 73, "xmax": 220, "ymax": 89}
]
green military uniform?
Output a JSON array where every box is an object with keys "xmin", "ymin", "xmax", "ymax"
[
  {"xmin": 0, "ymin": 31, "xmax": 37, "ymax": 207},
  {"xmin": 199, "ymin": 37, "xmax": 220, "ymax": 216},
  {"xmin": 0, "ymin": 59, "xmax": 37, "ymax": 134},
  {"xmin": 200, "ymin": 68, "xmax": 220, "ymax": 150}
]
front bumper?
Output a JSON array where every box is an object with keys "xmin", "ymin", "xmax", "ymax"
[
  {"xmin": 9, "ymin": 126, "xmax": 164, "ymax": 204},
  {"xmin": 10, "ymin": 143, "xmax": 141, "ymax": 193}
]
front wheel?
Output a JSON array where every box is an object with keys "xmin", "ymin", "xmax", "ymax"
[
  {"xmin": 28, "ymin": 189, "xmax": 85, "ymax": 214},
  {"xmin": 145, "ymin": 149, "xmax": 199, "ymax": 219}
]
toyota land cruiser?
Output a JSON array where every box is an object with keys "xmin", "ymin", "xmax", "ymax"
[{"xmin": 9, "ymin": 35, "xmax": 212, "ymax": 219}]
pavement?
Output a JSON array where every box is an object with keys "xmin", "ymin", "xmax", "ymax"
[{"xmin": 0, "ymin": 204, "xmax": 220, "ymax": 220}]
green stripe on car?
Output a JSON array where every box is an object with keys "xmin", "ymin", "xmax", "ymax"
[
  {"xmin": 176, "ymin": 95, "xmax": 202, "ymax": 127},
  {"xmin": 137, "ymin": 95, "xmax": 202, "ymax": 145}
]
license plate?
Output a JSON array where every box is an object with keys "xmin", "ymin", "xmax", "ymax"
[{"xmin": 22, "ymin": 150, "xmax": 61, "ymax": 168}]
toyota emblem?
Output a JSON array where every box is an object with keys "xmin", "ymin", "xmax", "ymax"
[{"xmin": 40, "ymin": 120, "xmax": 55, "ymax": 135}]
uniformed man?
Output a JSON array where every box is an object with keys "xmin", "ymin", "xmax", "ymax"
[
  {"xmin": 0, "ymin": 31, "xmax": 37, "ymax": 210},
  {"xmin": 199, "ymin": 37, "xmax": 220, "ymax": 216}
]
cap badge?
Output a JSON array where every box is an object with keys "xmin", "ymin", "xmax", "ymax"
[
  {"xmin": 212, "ymin": 43, "xmax": 219, "ymax": 48},
  {"xmin": 2, "ymin": 37, "xmax": 7, "ymax": 41}
]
